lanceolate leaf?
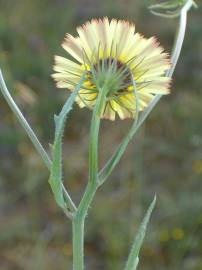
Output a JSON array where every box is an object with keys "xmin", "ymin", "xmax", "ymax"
[
  {"xmin": 124, "ymin": 196, "xmax": 156, "ymax": 270},
  {"xmin": 49, "ymin": 74, "xmax": 85, "ymax": 209}
]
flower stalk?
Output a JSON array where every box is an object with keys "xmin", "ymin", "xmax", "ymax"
[{"xmin": 72, "ymin": 84, "xmax": 109, "ymax": 270}]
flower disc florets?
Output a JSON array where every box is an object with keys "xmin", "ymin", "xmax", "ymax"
[
  {"xmin": 89, "ymin": 57, "xmax": 132, "ymax": 97},
  {"xmin": 52, "ymin": 18, "xmax": 171, "ymax": 120}
]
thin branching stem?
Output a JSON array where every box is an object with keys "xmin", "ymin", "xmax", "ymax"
[
  {"xmin": 98, "ymin": 0, "xmax": 194, "ymax": 186},
  {"xmin": 0, "ymin": 70, "xmax": 76, "ymax": 214}
]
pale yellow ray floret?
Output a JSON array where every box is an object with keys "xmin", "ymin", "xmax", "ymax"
[{"xmin": 52, "ymin": 17, "xmax": 171, "ymax": 121}]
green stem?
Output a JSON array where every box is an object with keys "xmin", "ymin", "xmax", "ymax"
[
  {"xmin": 0, "ymin": 70, "xmax": 76, "ymax": 213},
  {"xmin": 72, "ymin": 85, "xmax": 108, "ymax": 270},
  {"xmin": 72, "ymin": 182, "xmax": 96, "ymax": 270},
  {"xmin": 98, "ymin": 0, "xmax": 193, "ymax": 186},
  {"xmin": 0, "ymin": 70, "xmax": 51, "ymax": 169},
  {"xmin": 72, "ymin": 218, "xmax": 85, "ymax": 270}
]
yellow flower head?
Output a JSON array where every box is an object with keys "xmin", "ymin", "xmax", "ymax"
[{"xmin": 52, "ymin": 18, "xmax": 171, "ymax": 120}]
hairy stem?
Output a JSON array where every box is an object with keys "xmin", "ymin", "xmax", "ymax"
[{"xmin": 72, "ymin": 85, "xmax": 108, "ymax": 270}]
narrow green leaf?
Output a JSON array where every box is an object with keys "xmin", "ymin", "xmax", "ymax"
[
  {"xmin": 124, "ymin": 196, "xmax": 156, "ymax": 270},
  {"xmin": 49, "ymin": 74, "xmax": 85, "ymax": 209}
]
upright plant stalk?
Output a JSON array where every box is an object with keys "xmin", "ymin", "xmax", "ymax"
[{"xmin": 72, "ymin": 84, "xmax": 108, "ymax": 270}]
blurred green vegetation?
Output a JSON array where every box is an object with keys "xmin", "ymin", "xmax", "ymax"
[{"xmin": 0, "ymin": 0, "xmax": 202, "ymax": 269}]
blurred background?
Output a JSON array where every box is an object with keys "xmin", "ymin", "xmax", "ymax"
[{"xmin": 0, "ymin": 0, "xmax": 202, "ymax": 269}]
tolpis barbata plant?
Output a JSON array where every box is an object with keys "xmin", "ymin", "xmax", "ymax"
[{"xmin": 0, "ymin": 1, "xmax": 196, "ymax": 269}]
